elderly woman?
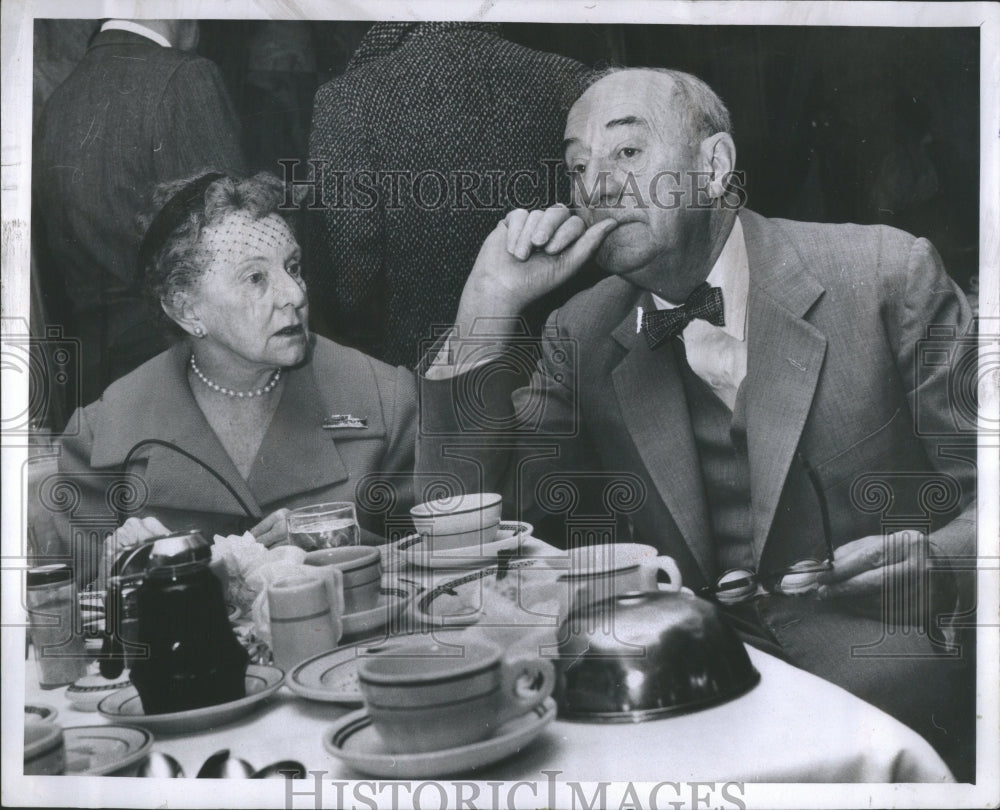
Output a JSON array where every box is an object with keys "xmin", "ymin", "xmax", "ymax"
[{"xmin": 56, "ymin": 172, "xmax": 418, "ymax": 584}]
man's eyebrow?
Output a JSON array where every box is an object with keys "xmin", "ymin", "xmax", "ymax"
[
  {"xmin": 606, "ymin": 115, "xmax": 648, "ymax": 130},
  {"xmin": 562, "ymin": 115, "xmax": 648, "ymax": 152}
]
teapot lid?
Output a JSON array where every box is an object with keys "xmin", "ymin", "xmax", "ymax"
[{"xmin": 147, "ymin": 530, "xmax": 211, "ymax": 575}]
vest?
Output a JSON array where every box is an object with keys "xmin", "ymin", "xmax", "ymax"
[
  {"xmin": 673, "ymin": 341, "xmax": 830, "ymax": 579},
  {"xmin": 673, "ymin": 342, "xmax": 756, "ymax": 577}
]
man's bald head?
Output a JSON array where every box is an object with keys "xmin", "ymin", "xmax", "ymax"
[{"xmin": 578, "ymin": 68, "xmax": 732, "ymax": 151}]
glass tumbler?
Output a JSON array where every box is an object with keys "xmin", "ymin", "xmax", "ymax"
[{"xmin": 286, "ymin": 502, "xmax": 360, "ymax": 550}]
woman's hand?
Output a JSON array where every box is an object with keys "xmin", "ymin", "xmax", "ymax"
[
  {"xmin": 454, "ymin": 206, "xmax": 618, "ymax": 331},
  {"xmin": 249, "ymin": 508, "xmax": 291, "ymax": 549},
  {"xmin": 113, "ymin": 516, "xmax": 172, "ymax": 548},
  {"xmin": 99, "ymin": 516, "xmax": 172, "ymax": 587}
]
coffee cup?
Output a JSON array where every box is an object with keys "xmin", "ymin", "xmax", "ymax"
[
  {"xmin": 304, "ymin": 546, "xmax": 382, "ymax": 614},
  {"xmin": 358, "ymin": 636, "xmax": 554, "ymax": 753},
  {"xmin": 523, "ymin": 543, "xmax": 683, "ymax": 622},
  {"xmin": 409, "ymin": 493, "xmax": 503, "ymax": 552},
  {"xmin": 267, "ymin": 576, "xmax": 343, "ymax": 671}
]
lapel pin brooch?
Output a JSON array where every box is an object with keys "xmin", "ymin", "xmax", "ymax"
[{"xmin": 323, "ymin": 414, "xmax": 368, "ymax": 430}]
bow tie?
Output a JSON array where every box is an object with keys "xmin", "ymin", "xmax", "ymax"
[{"xmin": 640, "ymin": 282, "xmax": 725, "ymax": 349}]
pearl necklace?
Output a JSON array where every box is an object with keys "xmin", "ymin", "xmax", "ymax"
[{"xmin": 190, "ymin": 355, "xmax": 281, "ymax": 398}]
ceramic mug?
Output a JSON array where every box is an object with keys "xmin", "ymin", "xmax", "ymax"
[
  {"xmin": 267, "ymin": 576, "xmax": 344, "ymax": 671},
  {"xmin": 357, "ymin": 636, "xmax": 554, "ymax": 754},
  {"xmin": 409, "ymin": 493, "xmax": 503, "ymax": 552},
  {"xmin": 523, "ymin": 543, "xmax": 683, "ymax": 622},
  {"xmin": 304, "ymin": 546, "xmax": 382, "ymax": 614}
]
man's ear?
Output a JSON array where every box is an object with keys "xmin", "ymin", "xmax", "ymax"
[
  {"xmin": 162, "ymin": 291, "xmax": 203, "ymax": 338},
  {"xmin": 699, "ymin": 132, "xmax": 737, "ymax": 201}
]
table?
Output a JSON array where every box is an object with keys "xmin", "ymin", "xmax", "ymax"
[
  {"xmin": 21, "ymin": 536, "xmax": 954, "ymax": 793},
  {"xmin": 24, "ymin": 643, "xmax": 952, "ymax": 785}
]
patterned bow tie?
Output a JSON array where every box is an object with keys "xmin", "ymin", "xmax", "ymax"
[{"xmin": 640, "ymin": 282, "xmax": 725, "ymax": 349}]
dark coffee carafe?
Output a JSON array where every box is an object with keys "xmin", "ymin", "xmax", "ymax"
[{"xmin": 129, "ymin": 531, "xmax": 248, "ymax": 715}]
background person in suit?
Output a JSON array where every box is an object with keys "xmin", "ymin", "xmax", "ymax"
[
  {"xmin": 306, "ymin": 22, "xmax": 594, "ymax": 368},
  {"xmin": 418, "ymin": 68, "xmax": 976, "ymax": 777},
  {"xmin": 34, "ymin": 18, "xmax": 246, "ymax": 415}
]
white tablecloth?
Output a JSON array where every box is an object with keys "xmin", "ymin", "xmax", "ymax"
[
  {"xmin": 23, "ymin": 639, "xmax": 951, "ymax": 785},
  {"xmin": 19, "ymin": 535, "xmax": 953, "ymax": 802}
]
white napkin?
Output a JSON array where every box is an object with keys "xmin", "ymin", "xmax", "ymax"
[{"xmin": 212, "ymin": 534, "xmax": 328, "ymax": 644}]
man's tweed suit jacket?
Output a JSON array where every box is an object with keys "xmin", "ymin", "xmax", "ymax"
[{"xmin": 418, "ymin": 209, "xmax": 977, "ymax": 771}]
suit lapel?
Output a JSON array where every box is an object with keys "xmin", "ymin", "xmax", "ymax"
[
  {"xmin": 740, "ymin": 211, "xmax": 827, "ymax": 562},
  {"xmin": 611, "ymin": 304, "xmax": 715, "ymax": 582},
  {"xmin": 245, "ymin": 355, "xmax": 356, "ymax": 506},
  {"xmin": 89, "ymin": 345, "xmax": 262, "ymax": 519},
  {"xmin": 604, "ymin": 211, "xmax": 828, "ymax": 575}
]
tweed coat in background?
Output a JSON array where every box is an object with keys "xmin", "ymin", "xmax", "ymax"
[
  {"xmin": 307, "ymin": 23, "xmax": 594, "ymax": 368},
  {"xmin": 34, "ymin": 29, "xmax": 246, "ymax": 408}
]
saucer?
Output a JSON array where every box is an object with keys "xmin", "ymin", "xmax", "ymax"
[
  {"xmin": 414, "ymin": 558, "xmax": 546, "ymax": 627},
  {"xmin": 24, "ymin": 702, "xmax": 58, "ymax": 724},
  {"xmin": 97, "ymin": 664, "xmax": 284, "ymax": 734},
  {"xmin": 288, "ymin": 641, "xmax": 368, "ymax": 704},
  {"xmin": 288, "ymin": 628, "xmax": 474, "ymax": 705},
  {"xmin": 67, "ymin": 672, "xmax": 132, "ymax": 712},
  {"xmin": 340, "ymin": 588, "xmax": 413, "ymax": 643},
  {"xmin": 398, "ymin": 522, "xmax": 532, "ymax": 570},
  {"xmin": 63, "ymin": 725, "xmax": 154, "ymax": 776},
  {"xmin": 23, "ymin": 720, "xmax": 64, "ymax": 774},
  {"xmin": 322, "ymin": 698, "xmax": 556, "ymax": 778}
]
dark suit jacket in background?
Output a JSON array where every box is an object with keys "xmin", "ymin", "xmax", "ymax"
[
  {"xmin": 307, "ymin": 22, "xmax": 593, "ymax": 368},
  {"xmin": 418, "ymin": 210, "xmax": 977, "ymax": 776},
  {"xmin": 34, "ymin": 29, "xmax": 246, "ymax": 409}
]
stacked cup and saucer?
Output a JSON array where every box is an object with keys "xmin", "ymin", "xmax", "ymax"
[
  {"xmin": 397, "ymin": 493, "xmax": 534, "ymax": 571},
  {"xmin": 322, "ymin": 633, "xmax": 557, "ymax": 777}
]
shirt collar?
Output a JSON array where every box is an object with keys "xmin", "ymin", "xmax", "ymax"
[
  {"xmin": 650, "ymin": 217, "xmax": 749, "ymax": 342},
  {"xmin": 100, "ymin": 20, "xmax": 172, "ymax": 48}
]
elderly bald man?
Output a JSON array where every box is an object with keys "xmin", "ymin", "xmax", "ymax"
[{"xmin": 419, "ymin": 67, "xmax": 977, "ymax": 779}]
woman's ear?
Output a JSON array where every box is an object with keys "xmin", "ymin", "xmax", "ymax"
[
  {"xmin": 698, "ymin": 132, "xmax": 737, "ymax": 201},
  {"xmin": 162, "ymin": 291, "xmax": 204, "ymax": 338}
]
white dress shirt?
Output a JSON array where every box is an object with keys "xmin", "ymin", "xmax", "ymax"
[
  {"xmin": 648, "ymin": 218, "xmax": 749, "ymax": 411},
  {"xmin": 100, "ymin": 20, "xmax": 172, "ymax": 49}
]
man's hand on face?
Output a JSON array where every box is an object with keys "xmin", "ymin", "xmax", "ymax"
[{"xmin": 454, "ymin": 205, "xmax": 618, "ymax": 331}]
